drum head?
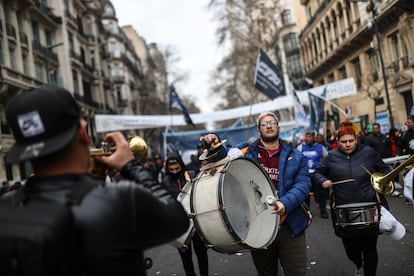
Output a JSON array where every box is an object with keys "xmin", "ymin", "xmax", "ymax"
[{"xmin": 220, "ymin": 158, "xmax": 278, "ymax": 249}]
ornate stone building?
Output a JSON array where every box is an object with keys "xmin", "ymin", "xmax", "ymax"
[
  {"xmin": 0, "ymin": 0, "xmax": 167, "ymax": 181},
  {"xmin": 299, "ymin": 0, "xmax": 414, "ymax": 131}
]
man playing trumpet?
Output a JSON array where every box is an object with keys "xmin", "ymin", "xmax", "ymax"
[{"xmin": 1, "ymin": 85, "xmax": 189, "ymax": 276}]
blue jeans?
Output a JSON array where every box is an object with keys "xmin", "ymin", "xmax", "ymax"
[{"xmin": 251, "ymin": 225, "xmax": 307, "ymax": 276}]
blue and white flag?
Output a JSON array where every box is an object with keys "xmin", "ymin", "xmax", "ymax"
[
  {"xmin": 308, "ymin": 86, "xmax": 327, "ymax": 132},
  {"xmin": 291, "ymin": 83, "xmax": 309, "ymax": 127},
  {"xmin": 253, "ymin": 48, "xmax": 286, "ymax": 100},
  {"xmin": 169, "ymin": 86, "xmax": 195, "ymax": 127}
]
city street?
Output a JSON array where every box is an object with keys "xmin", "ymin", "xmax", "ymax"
[{"xmin": 144, "ymin": 194, "xmax": 413, "ymax": 276}]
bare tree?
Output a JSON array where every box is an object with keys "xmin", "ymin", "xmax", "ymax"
[
  {"xmin": 208, "ymin": 0, "xmax": 284, "ymax": 124},
  {"xmin": 159, "ymin": 44, "xmax": 204, "ymax": 131},
  {"xmin": 161, "ymin": 44, "xmax": 189, "ymax": 87}
]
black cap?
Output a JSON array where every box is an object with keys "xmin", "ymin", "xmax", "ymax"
[{"xmin": 5, "ymin": 86, "xmax": 80, "ymax": 164}]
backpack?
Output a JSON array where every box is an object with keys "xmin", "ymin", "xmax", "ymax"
[{"xmin": 0, "ymin": 181, "xmax": 96, "ymax": 276}]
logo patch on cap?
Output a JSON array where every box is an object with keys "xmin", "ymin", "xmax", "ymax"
[{"xmin": 17, "ymin": 111, "xmax": 45, "ymax": 138}]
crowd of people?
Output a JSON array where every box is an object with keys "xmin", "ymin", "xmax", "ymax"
[{"xmin": 0, "ymin": 85, "xmax": 411, "ymax": 276}]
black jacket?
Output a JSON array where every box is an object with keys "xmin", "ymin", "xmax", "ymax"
[
  {"xmin": 365, "ymin": 133, "xmax": 392, "ymax": 158},
  {"xmin": 2, "ymin": 159, "xmax": 189, "ymax": 276},
  {"xmin": 313, "ymin": 143, "xmax": 390, "ymax": 207},
  {"xmin": 162, "ymin": 154, "xmax": 195, "ymax": 198},
  {"xmin": 397, "ymin": 128, "xmax": 414, "ymax": 155}
]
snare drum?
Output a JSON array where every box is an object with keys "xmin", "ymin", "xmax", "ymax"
[
  {"xmin": 172, "ymin": 182, "xmax": 195, "ymax": 250},
  {"xmin": 191, "ymin": 157, "xmax": 279, "ymax": 253},
  {"xmin": 334, "ymin": 202, "xmax": 379, "ymax": 229}
]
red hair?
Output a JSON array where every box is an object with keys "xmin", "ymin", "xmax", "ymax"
[{"xmin": 337, "ymin": 121, "xmax": 356, "ymax": 138}]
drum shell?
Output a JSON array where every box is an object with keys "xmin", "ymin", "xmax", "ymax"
[
  {"xmin": 334, "ymin": 202, "xmax": 379, "ymax": 229},
  {"xmin": 191, "ymin": 158, "xmax": 279, "ymax": 253},
  {"xmin": 172, "ymin": 183, "xmax": 195, "ymax": 249}
]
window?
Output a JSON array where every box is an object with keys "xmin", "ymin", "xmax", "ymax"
[
  {"xmin": 368, "ymin": 50, "xmax": 379, "ymax": 80},
  {"xmin": 35, "ymin": 62, "xmax": 44, "ymax": 80},
  {"xmin": 90, "ymin": 50, "xmax": 95, "ymax": 68},
  {"xmin": 72, "ymin": 69, "xmax": 79, "ymax": 93},
  {"xmin": 107, "ymin": 22, "xmax": 115, "ymax": 33},
  {"xmin": 31, "ymin": 20, "xmax": 40, "ymax": 42},
  {"xmin": 22, "ymin": 54, "xmax": 29, "ymax": 74},
  {"xmin": 283, "ymin": 33, "xmax": 299, "ymax": 55},
  {"xmin": 109, "ymin": 41, "xmax": 117, "ymax": 53},
  {"xmin": 286, "ymin": 54, "xmax": 303, "ymax": 78},
  {"xmin": 282, "ymin": 10, "xmax": 292, "ymax": 25},
  {"xmin": 390, "ymin": 33, "xmax": 400, "ymax": 61},
  {"xmin": 45, "ymin": 30, "xmax": 53, "ymax": 47},
  {"xmin": 351, "ymin": 58, "xmax": 362, "ymax": 88},
  {"xmin": 338, "ymin": 66, "xmax": 347, "ymax": 79},
  {"xmin": 86, "ymin": 18, "xmax": 93, "ymax": 35},
  {"xmin": 49, "ymin": 69, "xmax": 58, "ymax": 85},
  {"xmin": 113, "ymin": 63, "xmax": 120, "ymax": 76},
  {"xmin": 16, "ymin": 10, "xmax": 23, "ymax": 30},
  {"xmin": 9, "ymin": 47, "xmax": 15, "ymax": 69},
  {"xmin": 68, "ymin": 32, "xmax": 74, "ymax": 51},
  {"xmin": 116, "ymin": 86, "xmax": 123, "ymax": 100}
]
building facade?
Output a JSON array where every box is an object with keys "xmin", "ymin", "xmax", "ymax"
[
  {"xmin": 0, "ymin": 0, "xmax": 167, "ymax": 181},
  {"xmin": 299, "ymin": 0, "xmax": 414, "ymax": 132}
]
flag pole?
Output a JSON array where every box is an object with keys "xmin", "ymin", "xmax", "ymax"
[
  {"xmin": 163, "ymin": 125, "xmax": 168, "ymax": 160},
  {"xmin": 308, "ymin": 91, "xmax": 348, "ymax": 117}
]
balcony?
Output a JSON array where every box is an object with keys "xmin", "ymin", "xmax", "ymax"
[
  {"xmin": 117, "ymin": 99, "xmax": 128, "ymax": 107},
  {"xmin": 19, "ymin": 32, "xmax": 28, "ymax": 46},
  {"xmin": 31, "ymin": 40, "xmax": 59, "ymax": 62},
  {"xmin": 70, "ymin": 49, "xmax": 83, "ymax": 63},
  {"xmin": 5, "ymin": 23, "xmax": 16, "ymax": 39},
  {"xmin": 112, "ymin": 75, "xmax": 125, "ymax": 83},
  {"xmin": 64, "ymin": 9, "xmax": 78, "ymax": 29},
  {"xmin": 28, "ymin": 0, "xmax": 62, "ymax": 26},
  {"xmin": 85, "ymin": 34, "xmax": 96, "ymax": 44}
]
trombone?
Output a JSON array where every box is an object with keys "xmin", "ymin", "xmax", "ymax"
[{"xmin": 366, "ymin": 154, "xmax": 414, "ymax": 195}]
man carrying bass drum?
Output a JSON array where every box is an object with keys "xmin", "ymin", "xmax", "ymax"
[
  {"xmin": 313, "ymin": 121, "xmax": 392, "ymax": 276},
  {"xmin": 201, "ymin": 111, "xmax": 312, "ymax": 276}
]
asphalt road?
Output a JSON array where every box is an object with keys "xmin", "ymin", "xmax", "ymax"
[{"xmin": 144, "ymin": 194, "xmax": 414, "ymax": 276}]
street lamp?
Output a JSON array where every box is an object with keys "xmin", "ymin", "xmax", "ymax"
[
  {"xmin": 350, "ymin": 0, "xmax": 394, "ymax": 128},
  {"xmin": 45, "ymin": 42, "xmax": 64, "ymax": 84}
]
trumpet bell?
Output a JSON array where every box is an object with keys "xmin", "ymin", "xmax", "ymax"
[
  {"xmin": 370, "ymin": 172, "xmax": 394, "ymax": 195},
  {"xmin": 128, "ymin": 136, "xmax": 148, "ymax": 162}
]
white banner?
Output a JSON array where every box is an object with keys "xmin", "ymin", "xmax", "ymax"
[{"xmin": 95, "ymin": 78, "xmax": 356, "ymax": 133}]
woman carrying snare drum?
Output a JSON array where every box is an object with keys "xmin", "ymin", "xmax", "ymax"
[{"xmin": 313, "ymin": 121, "xmax": 390, "ymax": 276}]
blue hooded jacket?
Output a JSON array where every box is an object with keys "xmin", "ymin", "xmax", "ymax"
[{"xmin": 237, "ymin": 139, "xmax": 312, "ymax": 237}]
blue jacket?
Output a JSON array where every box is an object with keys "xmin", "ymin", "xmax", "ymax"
[{"xmin": 236, "ymin": 139, "xmax": 312, "ymax": 237}]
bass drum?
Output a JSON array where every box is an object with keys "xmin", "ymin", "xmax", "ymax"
[
  {"xmin": 172, "ymin": 182, "xmax": 195, "ymax": 250},
  {"xmin": 191, "ymin": 157, "xmax": 279, "ymax": 253}
]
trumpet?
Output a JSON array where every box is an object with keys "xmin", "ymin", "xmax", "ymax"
[
  {"xmin": 89, "ymin": 142, "xmax": 113, "ymax": 180},
  {"xmin": 88, "ymin": 137, "xmax": 148, "ymax": 180}
]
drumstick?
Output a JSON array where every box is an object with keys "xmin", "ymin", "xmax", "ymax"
[
  {"xmin": 332, "ymin": 178, "xmax": 355, "ymax": 185},
  {"xmin": 266, "ymin": 196, "xmax": 287, "ymax": 224}
]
